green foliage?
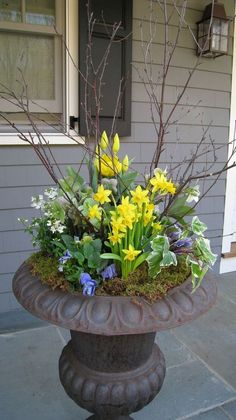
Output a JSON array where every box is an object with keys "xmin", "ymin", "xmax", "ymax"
[
  {"xmin": 191, "ymin": 216, "xmax": 207, "ymax": 236},
  {"xmin": 59, "ymin": 166, "xmax": 85, "ymax": 194},
  {"xmin": 167, "ymin": 195, "xmax": 195, "ymax": 221},
  {"xmin": 117, "ymin": 170, "xmax": 138, "ymax": 196},
  {"xmin": 147, "ymin": 236, "xmax": 177, "ymax": 278},
  {"xmin": 56, "ymin": 235, "xmax": 105, "ymax": 285}
]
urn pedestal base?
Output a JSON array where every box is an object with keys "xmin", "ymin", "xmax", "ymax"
[
  {"xmin": 13, "ymin": 264, "xmax": 217, "ymax": 419},
  {"xmin": 59, "ymin": 331, "xmax": 166, "ymax": 419}
]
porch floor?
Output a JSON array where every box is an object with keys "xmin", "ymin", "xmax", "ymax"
[{"xmin": 1, "ymin": 272, "xmax": 236, "ymax": 420}]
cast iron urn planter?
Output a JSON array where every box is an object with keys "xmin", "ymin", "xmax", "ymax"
[{"xmin": 13, "ymin": 262, "xmax": 217, "ymax": 420}]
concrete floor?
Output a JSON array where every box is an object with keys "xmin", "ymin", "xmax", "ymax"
[{"xmin": 1, "ymin": 272, "xmax": 236, "ymax": 420}]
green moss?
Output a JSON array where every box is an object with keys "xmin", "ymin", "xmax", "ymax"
[
  {"xmin": 97, "ymin": 257, "xmax": 191, "ymax": 303},
  {"xmin": 27, "ymin": 252, "xmax": 191, "ymax": 303},
  {"xmin": 27, "ymin": 252, "xmax": 71, "ymax": 292}
]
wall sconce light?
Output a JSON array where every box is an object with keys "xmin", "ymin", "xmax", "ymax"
[{"xmin": 196, "ymin": 1, "xmax": 230, "ymax": 57}]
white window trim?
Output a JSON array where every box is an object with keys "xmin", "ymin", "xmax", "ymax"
[{"xmin": 0, "ymin": 0, "xmax": 83, "ymax": 145}]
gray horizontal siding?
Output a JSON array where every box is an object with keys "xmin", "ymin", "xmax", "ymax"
[
  {"xmin": 0, "ymin": 293, "xmax": 21, "ymax": 313},
  {"xmin": 0, "ymin": 274, "xmax": 13, "ymax": 293},
  {"xmin": 132, "ymin": 83, "xmax": 231, "ymax": 108},
  {"xmin": 132, "ymin": 63, "xmax": 232, "ymax": 90},
  {"xmin": 0, "ymin": 0, "xmax": 234, "ymax": 311}
]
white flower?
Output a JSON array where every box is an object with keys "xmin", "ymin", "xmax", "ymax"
[
  {"xmin": 31, "ymin": 195, "xmax": 45, "ymax": 210},
  {"xmin": 57, "ymin": 225, "xmax": 65, "ymax": 233},
  {"xmin": 18, "ymin": 218, "xmax": 28, "ymax": 223},
  {"xmin": 49, "ymin": 219, "xmax": 65, "ymax": 234},
  {"xmin": 44, "ymin": 187, "xmax": 58, "ymax": 200},
  {"xmin": 47, "ymin": 220, "xmax": 52, "ymax": 227}
]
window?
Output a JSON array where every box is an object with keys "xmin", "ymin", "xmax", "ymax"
[{"xmin": 0, "ymin": 0, "xmax": 64, "ymax": 131}]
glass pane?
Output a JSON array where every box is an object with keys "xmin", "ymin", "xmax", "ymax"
[
  {"xmin": 212, "ymin": 34, "xmax": 220, "ymax": 51},
  {"xmin": 212, "ymin": 18, "xmax": 221, "ymax": 35},
  {"xmin": 203, "ymin": 20, "xmax": 210, "ymax": 36},
  {"xmin": 220, "ymin": 36, "xmax": 228, "ymax": 53},
  {"xmin": 221, "ymin": 21, "xmax": 229, "ymax": 36},
  {"xmin": 0, "ymin": 32, "xmax": 54, "ymax": 99},
  {"xmin": 198, "ymin": 22, "xmax": 204, "ymax": 38},
  {"xmin": 0, "ymin": 0, "xmax": 21, "ymax": 22},
  {"xmin": 199, "ymin": 36, "xmax": 209, "ymax": 52},
  {"xmin": 26, "ymin": 0, "xmax": 55, "ymax": 26}
]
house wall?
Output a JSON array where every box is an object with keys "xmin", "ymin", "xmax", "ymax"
[{"xmin": 0, "ymin": 0, "xmax": 234, "ymax": 312}]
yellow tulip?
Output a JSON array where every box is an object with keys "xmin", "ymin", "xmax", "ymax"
[
  {"xmin": 122, "ymin": 155, "xmax": 129, "ymax": 173},
  {"xmin": 95, "ymin": 154, "xmax": 122, "ymax": 177},
  {"xmin": 113, "ymin": 133, "xmax": 120, "ymax": 153},
  {"xmin": 100, "ymin": 131, "xmax": 109, "ymax": 150}
]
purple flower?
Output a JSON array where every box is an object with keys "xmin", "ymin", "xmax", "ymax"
[
  {"xmin": 80, "ymin": 272, "xmax": 92, "ymax": 285},
  {"xmin": 171, "ymin": 237, "xmax": 193, "ymax": 254},
  {"xmin": 80, "ymin": 272, "xmax": 97, "ymax": 296},
  {"xmin": 101, "ymin": 264, "xmax": 117, "ymax": 280},
  {"xmin": 59, "ymin": 250, "xmax": 72, "ymax": 265},
  {"xmin": 168, "ymin": 225, "xmax": 182, "ymax": 242},
  {"xmin": 174, "ymin": 238, "xmax": 193, "ymax": 248}
]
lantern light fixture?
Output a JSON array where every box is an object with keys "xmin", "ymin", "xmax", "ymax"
[{"xmin": 196, "ymin": 1, "xmax": 230, "ymax": 58}]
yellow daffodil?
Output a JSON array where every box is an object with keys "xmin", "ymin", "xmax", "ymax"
[
  {"xmin": 100, "ymin": 131, "xmax": 109, "ymax": 150},
  {"xmin": 143, "ymin": 203, "xmax": 155, "ymax": 226},
  {"xmin": 122, "ymin": 155, "xmax": 129, "ymax": 173},
  {"xmin": 143, "ymin": 212, "xmax": 153, "ymax": 227},
  {"xmin": 152, "ymin": 222, "xmax": 163, "ymax": 232},
  {"xmin": 147, "ymin": 203, "xmax": 155, "ymax": 213},
  {"xmin": 150, "ymin": 170, "xmax": 176, "ymax": 195},
  {"xmin": 95, "ymin": 154, "xmax": 122, "ymax": 177},
  {"xmin": 131, "ymin": 185, "xmax": 149, "ymax": 208},
  {"xmin": 165, "ymin": 181, "xmax": 176, "ymax": 195},
  {"xmin": 94, "ymin": 185, "xmax": 112, "ymax": 204},
  {"xmin": 122, "ymin": 245, "xmax": 141, "ymax": 261},
  {"xmin": 122, "ymin": 213, "xmax": 135, "ymax": 230},
  {"xmin": 113, "ymin": 133, "xmax": 120, "ymax": 153},
  {"xmin": 111, "ymin": 216, "xmax": 126, "ymax": 233},
  {"xmin": 117, "ymin": 196, "xmax": 136, "ymax": 217},
  {"xmin": 88, "ymin": 204, "xmax": 101, "ymax": 220},
  {"xmin": 108, "ymin": 231, "xmax": 125, "ymax": 245}
]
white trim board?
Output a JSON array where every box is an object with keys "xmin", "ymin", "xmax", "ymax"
[{"xmin": 220, "ymin": 2, "xmax": 236, "ymax": 273}]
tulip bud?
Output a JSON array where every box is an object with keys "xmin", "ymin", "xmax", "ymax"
[
  {"xmin": 122, "ymin": 155, "xmax": 129, "ymax": 173},
  {"xmin": 100, "ymin": 131, "xmax": 109, "ymax": 150},
  {"xmin": 112, "ymin": 133, "xmax": 120, "ymax": 153}
]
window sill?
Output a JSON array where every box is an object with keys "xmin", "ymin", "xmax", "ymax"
[{"xmin": 0, "ymin": 131, "xmax": 84, "ymax": 146}]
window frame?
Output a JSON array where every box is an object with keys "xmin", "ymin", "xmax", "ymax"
[{"xmin": 0, "ymin": 0, "xmax": 81, "ymax": 144}]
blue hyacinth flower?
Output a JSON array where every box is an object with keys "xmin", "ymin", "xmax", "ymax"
[
  {"xmin": 80, "ymin": 272, "xmax": 97, "ymax": 296},
  {"xmin": 101, "ymin": 264, "xmax": 117, "ymax": 280},
  {"xmin": 59, "ymin": 250, "xmax": 72, "ymax": 265}
]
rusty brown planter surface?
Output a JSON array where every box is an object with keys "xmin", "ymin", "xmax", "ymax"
[{"xmin": 13, "ymin": 262, "xmax": 217, "ymax": 420}]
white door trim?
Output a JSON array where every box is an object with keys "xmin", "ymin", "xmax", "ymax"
[{"xmin": 220, "ymin": 3, "xmax": 236, "ymax": 273}]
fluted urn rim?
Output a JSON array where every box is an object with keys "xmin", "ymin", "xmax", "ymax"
[{"xmin": 12, "ymin": 261, "xmax": 217, "ymax": 335}]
